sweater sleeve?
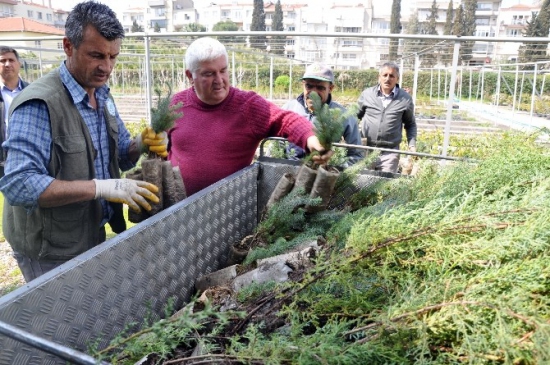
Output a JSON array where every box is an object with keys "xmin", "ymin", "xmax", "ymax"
[{"xmin": 242, "ymin": 91, "xmax": 314, "ymax": 150}]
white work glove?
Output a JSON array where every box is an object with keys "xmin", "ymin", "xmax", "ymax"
[
  {"xmin": 136, "ymin": 127, "xmax": 168, "ymax": 158},
  {"xmin": 94, "ymin": 178, "xmax": 159, "ymax": 212}
]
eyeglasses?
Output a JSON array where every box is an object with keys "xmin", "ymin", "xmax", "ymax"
[{"xmin": 303, "ymin": 83, "xmax": 327, "ymax": 92}]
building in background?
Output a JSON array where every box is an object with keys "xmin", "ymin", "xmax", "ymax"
[
  {"xmin": 0, "ymin": 0, "xmax": 545, "ymax": 69},
  {"xmin": 121, "ymin": 6, "xmax": 146, "ymax": 33},
  {"xmin": 495, "ymin": 3, "xmax": 539, "ymax": 63},
  {"xmin": 0, "ymin": 16, "xmax": 64, "ymax": 68}
]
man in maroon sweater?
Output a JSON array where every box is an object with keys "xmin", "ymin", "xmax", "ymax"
[{"xmin": 168, "ymin": 37, "xmax": 331, "ymax": 196}]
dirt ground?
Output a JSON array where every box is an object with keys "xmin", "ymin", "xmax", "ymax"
[{"xmin": 0, "ymin": 240, "xmax": 25, "ymax": 297}]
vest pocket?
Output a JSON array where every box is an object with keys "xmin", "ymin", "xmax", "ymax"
[
  {"xmin": 41, "ymin": 202, "xmax": 90, "ymax": 259},
  {"xmin": 53, "ymin": 135, "xmax": 89, "ymax": 180}
]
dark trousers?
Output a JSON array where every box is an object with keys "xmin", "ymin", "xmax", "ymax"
[{"xmin": 13, "ymin": 227, "xmax": 106, "ymax": 283}]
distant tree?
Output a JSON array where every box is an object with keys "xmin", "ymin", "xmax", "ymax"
[
  {"xmin": 443, "ymin": 0, "xmax": 454, "ymax": 35},
  {"xmin": 461, "ymin": 0, "xmax": 477, "ymax": 65},
  {"xmin": 131, "ymin": 19, "xmax": 143, "ymax": 33},
  {"xmin": 452, "ymin": 5, "xmax": 468, "ymax": 64},
  {"xmin": 181, "ymin": 23, "xmax": 206, "ymax": 40},
  {"xmin": 250, "ymin": 0, "xmax": 267, "ymax": 50},
  {"xmin": 451, "ymin": 5, "xmax": 464, "ymax": 36},
  {"xmin": 518, "ymin": 1, "xmax": 550, "ymax": 69},
  {"xmin": 270, "ymin": 0, "xmax": 285, "ymax": 55},
  {"xmin": 389, "ymin": 0, "xmax": 402, "ymax": 60},
  {"xmin": 402, "ymin": 11, "xmax": 422, "ymax": 68},
  {"xmin": 442, "ymin": 0, "xmax": 454, "ymax": 65},
  {"xmin": 184, "ymin": 23, "xmax": 206, "ymax": 32},
  {"xmin": 154, "ymin": 22, "xmax": 161, "ymax": 33},
  {"xmin": 213, "ymin": 20, "xmax": 243, "ymax": 44},
  {"xmin": 420, "ymin": 0, "xmax": 439, "ymax": 67}
]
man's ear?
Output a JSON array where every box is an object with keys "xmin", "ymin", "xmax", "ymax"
[
  {"xmin": 62, "ymin": 37, "xmax": 73, "ymax": 56},
  {"xmin": 185, "ymin": 70, "xmax": 193, "ymax": 84}
]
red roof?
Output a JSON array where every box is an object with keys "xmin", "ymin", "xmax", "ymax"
[{"xmin": 0, "ymin": 17, "xmax": 64, "ymax": 35}]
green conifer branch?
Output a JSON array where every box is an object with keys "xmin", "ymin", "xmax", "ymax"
[{"xmin": 150, "ymin": 86, "xmax": 183, "ymax": 133}]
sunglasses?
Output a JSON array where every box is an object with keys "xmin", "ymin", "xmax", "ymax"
[{"xmin": 303, "ymin": 83, "xmax": 327, "ymax": 92}]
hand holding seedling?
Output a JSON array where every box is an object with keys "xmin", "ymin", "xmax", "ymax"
[
  {"xmin": 306, "ymin": 135, "xmax": 333, "ymax": 165},
  {"xmin": 94, "ymin": 178, "xmax": 159, "ymax": 212},
  {"xmin": 139, "ymin": 127, "xmax": 168, "ymax": 158}
]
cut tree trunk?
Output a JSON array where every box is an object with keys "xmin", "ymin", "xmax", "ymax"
[
  {"xmin": 141, "ymin": 157, "xmax": 163, "ymax": 215},
  {"xmin": 306, "ymin": 165, "xmax": 339, "ymax": 213},
  {"xmin": 161, "ymin": 161, "xmax": 179, "ymax": 209},
  {"xmin": 292, "ymin": 164, "xmax": 317, "ymax": 194},
  {"xmin": 172, "ymin": 165, "xmax": 187, "ymax": 202},
  {"xmin": 126, "ymin": 169, "xmax": 148, "ymax": 223},
  {"xmin": 266, "ymin": 173, "xmax": 295, "ymax": 210}
]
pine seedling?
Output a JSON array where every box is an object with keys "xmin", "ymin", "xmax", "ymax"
[
  {"xmin": 308, "ymin": 91, "xmax": 344, "ymax": 151},
  {"xmin": 150, "ymin": 86, "xmax": 183, "ymax": 134}
]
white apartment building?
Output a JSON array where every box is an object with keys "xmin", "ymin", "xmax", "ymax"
[
  {"xmin": 495, "ymin": 3, "xmax": 540, "ymax": 63},
  {"xmin": 131, "ymin": 0, "xmax": 544, "ymax": 68},
  {"xmin": 0, "ymin": 0, "xmax": 16, "ymax": 18},
  {"xmin": 0, "ymin": 0, "xmax": 68, "ymax": 29},
  {"xmin": 122, "ymin": 7, "xmax": 146, "ymax": 33}
]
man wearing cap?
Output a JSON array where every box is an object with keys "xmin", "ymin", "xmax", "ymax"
[
  {"xmin": 357, "ymin": 61, "xmax": 417, "ymax": 173},
  {"xmin": 282, "ymin": 63, "xmax": 363, "ymax": 167}
]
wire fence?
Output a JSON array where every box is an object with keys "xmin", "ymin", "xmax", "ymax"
[{"xmin": 3, "ymin": 31, "xmax": 550, "ymax": 153}]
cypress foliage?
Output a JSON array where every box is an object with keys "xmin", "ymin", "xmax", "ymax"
[
  {"xmin": 420, "ymin": 0, "xmax": 439, "ymax": 68},
  {"xmin": 443, "ymin": 0, "xmax": 453, "ymax": 35},
  {"xmin": 442, "ymin": 0, "xmax": 454, "ymax": 66},
  {"xmin": 389, "ymin": 0, "xmax": 402, "ymax": 60},
  {"xmin": 518, "ymin": 0, "xmax": 550, "ymax": 69},
  {"xmin": 452, "ymin": 5, "xmax": 466, "ymax": 63},
  {"xmin": 131, "ymin": 20, "xmax": 143, "ymax": 33},
  {"xmin": 270, "ymin": 0, "xmax": 285, "ymax": 55},
  {"xmin": 402, "ymin": 11, "xmax": 421, "ymax": 68},
  {"xmin": 212, "ymin": 20, "xmax": 242, "ymax": 44},
  {"xmin": 461, "ymin": 0, "xmax": 477, "ymax": 65},
  {"xmin": 250, "ymin": 0, "xmax": 268, "ymax": 50}
]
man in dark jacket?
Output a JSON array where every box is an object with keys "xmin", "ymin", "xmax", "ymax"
[
  {"xmin": 0, "ymin": 46, "xmax": 28, "ymax": 177},
  {"xmin": 282, "ymin": 63, "xmax": 363, "ymax": 167},
  {"xmin": 357, "ymin": 61, "xmax": 417, "ymax": 173}
]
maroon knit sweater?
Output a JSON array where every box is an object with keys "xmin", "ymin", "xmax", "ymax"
[{"xmin": 168, "ymin": 87, "xmax": 314, "ymax": 196}]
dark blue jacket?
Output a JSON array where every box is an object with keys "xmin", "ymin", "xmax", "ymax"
[{"xmin": 282, "ymin": 93, "xmax": 364, "ymax": 167}]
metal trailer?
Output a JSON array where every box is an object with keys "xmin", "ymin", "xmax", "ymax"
[{"xmin": 0, "ymin": 158, "xmax": 397, "ymax": 364}]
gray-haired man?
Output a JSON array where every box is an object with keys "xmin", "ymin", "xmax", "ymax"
[{"xmin": 357, "ymin": 62, "xmax": 417, "ymax": 173}]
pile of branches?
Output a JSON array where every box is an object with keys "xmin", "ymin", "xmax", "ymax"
[{"xmin": 93, "ymin": 131, "xmax": 550, "ymax": 364}]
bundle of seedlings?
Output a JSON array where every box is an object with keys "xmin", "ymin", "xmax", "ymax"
[
  {"xmin": 128, "ymin": 88, "xmax": 185, "ymax": 223},
  {"xmin": 91, "ymin": 131, "xmax": 550, "ymax": 364},
  {"xmin": 231, "ymin": 96, "xmax": 364, "ymax": 263},
  {"xmin": 266, "ymin": 91, "xmax": 355, "ymax": 217}
]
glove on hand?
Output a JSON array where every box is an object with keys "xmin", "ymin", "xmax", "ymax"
[
  {"xmin": 138, "ymin": 127, "xmax": 168, "ymax": 158},
  {"xmin": 94, "ymin": 178, "xmax": 159, "ymax": 212}
]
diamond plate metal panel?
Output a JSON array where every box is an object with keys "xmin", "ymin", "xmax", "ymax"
[
  {"xmin": 0, "ymin": 160, "xmax": 399, "ymax": 364},
  {"xmin": 0, "ymin": 165, "xmax": 258, "ymax": 365}
]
